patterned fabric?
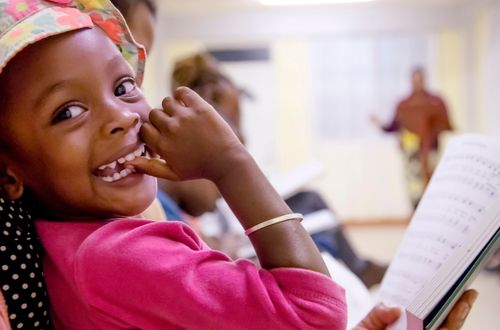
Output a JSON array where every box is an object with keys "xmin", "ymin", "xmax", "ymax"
[
  {"xmin": 0, "ymin": 198, "xmax": 51, "ymax": 330},
  {"xmin": 400, "ymin": 129, "xmax": 438, "ymax": 208},
  {"xmin": 0, "ymin": 0, "xmax": 145, "ymax": 85}
]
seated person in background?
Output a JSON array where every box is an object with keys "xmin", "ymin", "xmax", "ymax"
[
  {"xmin": 164, "ymin": 52, "xmax": 387, "ymax": 288},
  {"xmin": 110, "ymin": 0, "xmax": 156, "ymax": 54}
]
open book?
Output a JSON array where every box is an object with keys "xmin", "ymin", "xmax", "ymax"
[{"xmin": 376, "ymin": 134, "xmax": 500, "ymax": 330}]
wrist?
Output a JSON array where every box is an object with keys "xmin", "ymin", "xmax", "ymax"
[{"xmin": 206, "ymin": 143, "xmax": 252, "ymax": 185}]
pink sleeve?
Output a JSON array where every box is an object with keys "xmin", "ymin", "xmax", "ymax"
[{"xmin": 75, "ymin": 220, "xmax": 347, "ymax": 330}]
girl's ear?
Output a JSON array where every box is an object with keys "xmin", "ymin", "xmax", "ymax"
[{"xmin": 0, "ymin": 163, "xmax": 24, "ymax": 200}]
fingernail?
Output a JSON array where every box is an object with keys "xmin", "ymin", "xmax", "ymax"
[
  {"xmin": 382, "ymin": 302, "xmax": 399, "ymax": 309},
  {"xmin": 376, "ymin": 302, "xmax": 388, "ymax": 310},
  {"xmin": 377, "ymin": 302, "xmax": 399, "ymax": 312},
  {"xmin": 470, "ymin": 291, "xmax": 478, "ymax": 304}
]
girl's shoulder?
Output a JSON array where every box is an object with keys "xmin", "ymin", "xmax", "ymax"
[
  {"xmin": 38, "ymin": 217, "xmax": 203, "ymax": 249},
  {"xmin": 81, "ymin": 218, "xmax": 206, "ymax": 253},
  {"xmin": 36, "ymin": 218, "xmax": 209, "ymax": 270}
]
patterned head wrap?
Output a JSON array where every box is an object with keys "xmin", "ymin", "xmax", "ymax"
[{"xmin": 0, "ymin": 0, "xmax": 146, "ymax": 84}]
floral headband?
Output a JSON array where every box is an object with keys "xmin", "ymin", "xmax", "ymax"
[{"xmin": 0, "ymin": 0, "xmax": 146, "ymax": 85}]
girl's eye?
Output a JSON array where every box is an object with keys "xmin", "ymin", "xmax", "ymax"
[
  {"xmin": 115, "ymin": 80, "xmax": 136, "ymax": 96},
  {"xmin": 52, "ymin": 105, "xmax": 85, "ymax": 124}
]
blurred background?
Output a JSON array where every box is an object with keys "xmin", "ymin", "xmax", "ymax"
[
  {"xmin": 144, "ymin": 0, "xmax": 499, "ymax": 222},
  {"xmin": 141, "ymin": 0, "xmax": 499, "ymax": 328}
]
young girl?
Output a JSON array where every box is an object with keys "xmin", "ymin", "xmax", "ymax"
[
  {"xmin": 0, "ymin": 1, "xmax": 476, "ymax": 329},
  {"xmin": 0, "ymin": 0, "xmax": 345, "ymax": 328}
]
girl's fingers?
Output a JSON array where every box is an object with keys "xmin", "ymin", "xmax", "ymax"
[
  {"xmin": 127, "ymin": 157, "xmax": 180, "ymax": 181},
  {"xmin": 139, "ymin": 122, "xmax": 164, "ymax": 154},
  {"xmin": 148, "ymin": 109, "xmax": 176, "ymax": 134},
  {"xmin": 174, "ymin": 86, "xmax": 209, "ymax": 109},
  {"xmin": 162, "ymin": 95, "xmax": 188, "ymax": 116}
]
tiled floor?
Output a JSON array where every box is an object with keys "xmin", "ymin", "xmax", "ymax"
[{"xmin": 345, "ymin": 225, "xmax": 500, "ymax": 330}]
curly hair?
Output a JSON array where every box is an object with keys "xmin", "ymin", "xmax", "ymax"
[{"xmin": 171, "ymin": 52, "xmax": 228, "ymax": 93}]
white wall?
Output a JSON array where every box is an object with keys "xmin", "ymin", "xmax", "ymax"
[
  {"xmin": 157, "ymin": 3, "xmax": 462, "ymax": 43},
  {"xmin": 485, "ymin": 1, "xmax": 500, "ymax": 137}
]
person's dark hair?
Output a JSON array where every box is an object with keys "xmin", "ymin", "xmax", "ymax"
[
  {"xmin": 171, "ymin": 53, "xmax": 229, "ymax": 93},
  {"xmin": 110, "ymin": 0, "xmax": 157, "ymax": 19}
]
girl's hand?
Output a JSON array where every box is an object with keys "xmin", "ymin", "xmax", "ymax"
[{"xmin": 129, "ymin": 87, "xmax": 245, "ymax": 182}]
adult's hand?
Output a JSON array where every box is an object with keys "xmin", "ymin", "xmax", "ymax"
[
  {"xmin": 438, "ymin": 289, "xmax": 478, "ymax": 330},
  {"xmin": 354, "ymin": 289, "xmax": 478, "ymax": 330},
  {"xmin": 368, "ymin": 114, "xmax": 382, "ymax": 128},
  {"xmin": 353, "ymin": 304, "xmax": 400, "ymax": 330}
]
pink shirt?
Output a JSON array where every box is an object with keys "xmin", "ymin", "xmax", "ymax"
[{"xmin": 35, "ymin": 219, "xmax": 347, "ymax": 329}]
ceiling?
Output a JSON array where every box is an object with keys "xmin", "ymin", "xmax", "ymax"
[{"xmin": 158, "ymin": 0, "xmax": 472, "ymax": 16}]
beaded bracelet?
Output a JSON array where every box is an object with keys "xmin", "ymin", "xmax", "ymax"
[{"xmin": 244, "ymin": 213, "xmax": 304, "ymax": 236}]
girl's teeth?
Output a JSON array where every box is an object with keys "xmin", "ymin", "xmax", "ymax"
[
  {"xmin": 100, "ymin": 166, "xmax": 136, "ymax": 183},
  {"xmin": 134, "ymin": 147, "xmax": 143, "ymax": 157},
  {"xmin": 97, "ymin": 160, "xmax": 117, "ymax": 170},
  {"xmin": 97, "ymin": 144, "xmax": 145, "ymax": 182}
]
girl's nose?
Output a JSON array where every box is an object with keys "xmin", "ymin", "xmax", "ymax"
[{"xmin": 101, "ymin": 105, "xmax": 141, "ymax": 137}]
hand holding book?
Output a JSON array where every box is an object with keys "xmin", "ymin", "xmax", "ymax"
[{"xmin": 354, "ymin": 289, "xmax": 477, "ymax": 330}]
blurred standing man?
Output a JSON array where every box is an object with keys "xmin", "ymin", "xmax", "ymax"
[{"xmin": 371, "ymin": 67, "xmax": 453, "ymax": 208}]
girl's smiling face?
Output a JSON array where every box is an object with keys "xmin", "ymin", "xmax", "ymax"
[{"xmin": 0, "ymin": 27, "xmax": 157, "ymax": 220}]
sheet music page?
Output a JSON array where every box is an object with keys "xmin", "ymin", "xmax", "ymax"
[{"xmin": 377, "ymin": 134, "xmax": 500, "ymax": 308}]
